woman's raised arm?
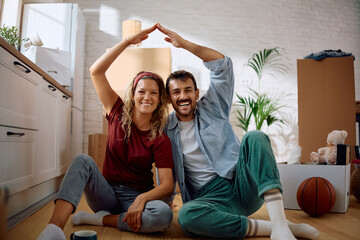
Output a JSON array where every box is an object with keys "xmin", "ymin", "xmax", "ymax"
[{"xmin": 89, "ymin": 24, "xmax": 157, "ymax": 114}]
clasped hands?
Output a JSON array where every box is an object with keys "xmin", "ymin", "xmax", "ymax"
[{"xmin": 125, "ymin": 23, "xmax": 185, "ymax": 48}]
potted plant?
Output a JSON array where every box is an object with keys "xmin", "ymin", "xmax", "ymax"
[
  {"xmin": 0, "ymin": 24, "xmax": 27, "ymax": 49},
  {"xmin": 235, "ymin": 47, "xmax": 290, "ymax": 132}
]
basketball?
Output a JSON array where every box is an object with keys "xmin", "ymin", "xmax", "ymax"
[{"xmin": 296, "ymin": 176, "xmax": 336, "ymax": 217}]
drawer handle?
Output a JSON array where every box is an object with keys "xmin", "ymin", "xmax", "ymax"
[
  {"xmin": 48, "ymin": 70, "xmax": 58, "ymax": 74},
  {"xmin": 63, "ymin": 95, "xmax": 69, "ymax": 99},
  {"xmin": 48, "ymin": 85, "xmax": 57, "ymax": 92},
  {"xmin": 13, "ymin": 61, "xmax": 31, "ymax": 73},
  {"xmin": 7, "ymin": 131, "xmax": 25, "ymax": 137}
]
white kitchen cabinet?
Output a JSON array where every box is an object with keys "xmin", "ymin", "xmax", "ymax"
[
  {"xmin": 0, "ymin": 126, "xmax": 37, "ymax": 196},
  {"xmin": 0, "ymin": 42, "xmax": 71, "ymax": 196},
  {"xmin": 33, "ymin": 72, "xmax": 71, "ymax": 182},
  {"xmin": 57, "ymin": 91, "xmax": 71, "ymax": 175},
  {"xmin": 23, "ymin": 46, "xmax": 72, "ymax": 87},
  {"xmin": 0, "ymin": 47, "xmax": 40, "ymax": 130},
  {"xmin": 37, "ymin": 80, "xmax": 58, "ymax": 183},
  {"xmin": 37, "ymin": 80, "xmax": 71, "ymax": 182},
  {"xmin": 22, "ymin": 3, "xmax": 86, "ymax": 159}
]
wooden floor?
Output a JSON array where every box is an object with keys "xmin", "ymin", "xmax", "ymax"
[{"xmin": 6, "ymin": 194, "xmax": 360, "ymax": 240}]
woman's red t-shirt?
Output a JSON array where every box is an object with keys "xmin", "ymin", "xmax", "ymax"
[{"xmin": 102, "ymin": 97, "xmax": 173, "ymax": 192}]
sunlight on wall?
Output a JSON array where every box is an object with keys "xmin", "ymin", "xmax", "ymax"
[
  {"xmin": 77, "ymin": 0, "xmax": 360, "ymax": 163},
  {"xmin": 99, "ymin": 4, "xmax": 120, "ymax": 37}
]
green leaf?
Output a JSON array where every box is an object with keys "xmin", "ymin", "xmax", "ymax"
[
  {"xmin": 235, "ymin": 88, "xmax": 289, "ymax": 132},
  {"xmin": 236, "ymin": 47, "xmax": 290, "ymax": 131},
  {"xmin": 246, "ymin": 47, "xmax": 290, "ymax": 92},
  {"xmin": 235, "ymin": 94, "xmax": 255, "ymax": 132},
  {"xmin": 0, "ymin": 24, "xmax": 25, "ymax": 48}
]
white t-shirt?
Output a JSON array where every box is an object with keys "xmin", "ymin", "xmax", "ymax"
[{"xmin": 179, "ymin": 119, "xmax": 217, "ymax": 191}]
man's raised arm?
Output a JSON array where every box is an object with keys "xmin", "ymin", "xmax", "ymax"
[{"xmin": 157, "ymin": 23, "xmax": 224, "ymax": 62}]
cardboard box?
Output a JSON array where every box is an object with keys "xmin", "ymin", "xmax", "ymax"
[
  {"xmin": 103, "ymin": 116, "xmax": 108, "ymax": 135},
  {"xmin": 297, "ymin": 56, "xmax": 356, "ymax": 163},
  {"xmin": 105, "ymin": 47, "xmax": 171, "ymax": 96},
  {"xmin": 88, "ymin": 134, "xmax": 108, "ymax": 172},
  {"xmin": 278, "ymin": 163, "xmax": 351, "ymax": 213}
]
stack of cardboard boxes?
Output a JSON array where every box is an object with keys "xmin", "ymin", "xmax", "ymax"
[{"xmin": 278, "ymin": 56, "xmax": 356, "ymax": 213}]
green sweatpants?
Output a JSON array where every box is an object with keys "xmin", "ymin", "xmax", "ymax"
[{"xmin": 177, "ymin": 131, "xmax": 282, "ymax": 239}]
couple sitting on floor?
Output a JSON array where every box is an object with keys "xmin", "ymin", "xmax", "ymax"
[{"xmin": 38, "ymin": 23, "xmax": 319, "ymax": 240}]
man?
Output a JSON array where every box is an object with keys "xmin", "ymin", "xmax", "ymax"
[{"xmin": 157, "ymin": 23, "xmax": 319, "ymax": 240}]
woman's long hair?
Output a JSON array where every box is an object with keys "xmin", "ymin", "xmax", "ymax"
[{"xmin": 121, "ymin": 71, "xmax": 169, "ymax": 141}]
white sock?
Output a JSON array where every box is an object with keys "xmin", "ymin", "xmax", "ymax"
[
  {"xmin": 246, "ymin": 219, "xmax": 319, "ymax": 239},
  {"xmin": 288, "ymin": 221, "xmax": 319, "ymax": 239},
  {"xmin": 246, "ymin": 219, "xmax": 271, "ymax": 237},
  {"xmin": 37, "ymin": 224, "xmax": 65, "ymax": 240},
  {"xmin": 71, "ymin": 210, "xmax": 110, "ymax": 226},
  {"xmin": 264, "ymin": 189, "xmax": 296, "ymax": 240}
]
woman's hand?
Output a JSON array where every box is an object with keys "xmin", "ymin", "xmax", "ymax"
[
  {"xmin": 168, "ymin": 202, "xmax": 178, "ymax": 209},
  {"xmin": 122, "ymin": 195, "xmax": 147, "ymax": 232},
  {"xmin": 121, "ymin": 168, "xmax": 173, "ymax": 232},
  {"xmin": 125, "ymin": 23, "xmax": 157, "ymax": 46}
]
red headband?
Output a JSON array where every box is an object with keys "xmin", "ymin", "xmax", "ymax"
[{"xmin": 133, "ymin": 72, "xmax": 157, "ymax": 90}]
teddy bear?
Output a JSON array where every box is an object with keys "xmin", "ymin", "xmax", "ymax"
[{"xmin": 310, "ymin": 130, "xmax": 348, "ymax": 165}]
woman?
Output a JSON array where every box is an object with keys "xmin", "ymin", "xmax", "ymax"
[{"xmin": 38, "ymin": 24, "xmax": 174, "ymax": 240}]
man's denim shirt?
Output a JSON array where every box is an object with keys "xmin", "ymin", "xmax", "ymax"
[{"xmin": 165, "ymin": 56, "xmax": 241, "ymax": 203}]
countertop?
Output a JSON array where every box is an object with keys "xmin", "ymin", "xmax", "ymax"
[{"xmin": 0, "ymin": 37, "xmax": 72, "ymax": 97}]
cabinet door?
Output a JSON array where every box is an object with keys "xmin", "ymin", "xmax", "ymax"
[
  {"xmin": 0, "ymin": 47, "xmax": 40, "ymax": 130},
  {"xmin": 57, "ymin": 92, "xmax": 71, "ymax": 175},
  {"xmin": 37, "ymin": 81, "xmax": 58, "ymax": 182},
  {"xmin": 0, "ymin": 126, "xmax": 37, "ymax": 195}
]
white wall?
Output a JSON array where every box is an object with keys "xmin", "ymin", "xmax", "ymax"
[{"xmin": 66, "ymin": 0, "xmax": 360, "ymax": 162}]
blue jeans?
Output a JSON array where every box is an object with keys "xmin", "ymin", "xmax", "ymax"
[{"xmin": 56, "ymin": 154, "xmax": 172, "ymax": 233}]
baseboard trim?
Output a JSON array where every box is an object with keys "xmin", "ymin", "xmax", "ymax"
[{"xmin": 7, "ymin": 191, "xmax": 57, "ymax": 229}]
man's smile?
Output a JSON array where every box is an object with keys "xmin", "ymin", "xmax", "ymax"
[{"xmin": 178, "ymin": 100, "xmax": 191, "ymax": 107}]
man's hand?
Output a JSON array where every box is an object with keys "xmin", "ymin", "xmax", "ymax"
[
  {"xmin": 157, "ymin": 23, "xmax": 223, "ymax": 62},
  {"xmin": 125, "ymin": 23, "xmax": 157, "ymax": 46},
  {"xmin": 156, "ymin": 23, "xmax": 187, "ymax": 48}
]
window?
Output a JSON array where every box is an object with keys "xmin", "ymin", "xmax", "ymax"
[
  {"xmin": 0, "ymin": 0, "xmax": 22, "ymax": 28},
  {"xmin": 0, "ymin": 0, "xmax": 3, "ymax": 24}
]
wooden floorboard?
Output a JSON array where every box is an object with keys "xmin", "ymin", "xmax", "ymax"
[{"xmin": 6, "ymin": 194, "xmax": 360, "ymax": 240}]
